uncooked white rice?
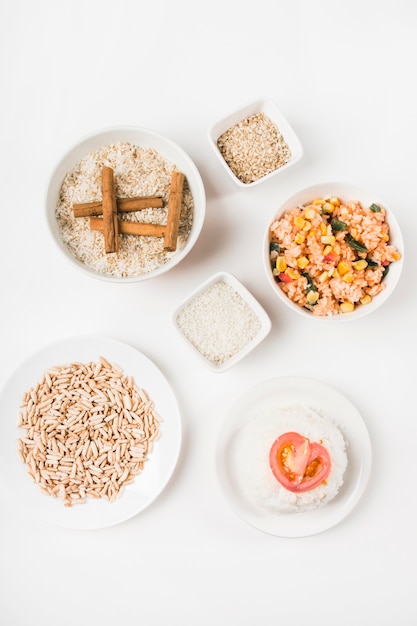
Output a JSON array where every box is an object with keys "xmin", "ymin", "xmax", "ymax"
[
  {"xmin": 56, "ymin": 142, "xmax": 194, "ymax": 277},
  {"xmin": 235, "ymin": 404, "xmax": 348, "ymax": 514},
  {"xmin": 176, "ymin": 280, "xmax": 262, "ymax": 365},
  {"xmin": 17, "ymin": 356, "xmax": 161, "ymax": 507}
]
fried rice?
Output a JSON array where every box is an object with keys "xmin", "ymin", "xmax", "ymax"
[{"xmin": 269, "ymin": 196, "xmax": 401, "ymax": 316}]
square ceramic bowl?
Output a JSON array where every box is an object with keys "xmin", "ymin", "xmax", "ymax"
[
  {"xmin": 46, "ymin": 126, "xmax": 206, "ymax": 283},
  {"xmin": 172, "ymin": 272, "xmax": 271, "ymax": 372},
  {"xmin": 264, "ymin": 181, "xmax": 404, "ymax": 321},
  {"xmin": 208, "ymin": 97, "xmax": 303, "ymax": 188}
]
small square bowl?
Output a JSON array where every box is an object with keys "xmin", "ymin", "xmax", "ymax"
[
  {"xmin": 208, "ymin": 97, "xmax": 303, "ymax": 188},
  {"xmin": 172, "ymin": 272, "xmax": 271, "ymax": 372}
]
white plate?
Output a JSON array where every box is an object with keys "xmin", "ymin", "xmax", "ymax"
[
  {"xmin": 0, "ymin": 336, "xmax": 182, "ymax": 530},
  {"xmin": 216, "ymin": 376, "xmax": 372, "ymax": 538}
]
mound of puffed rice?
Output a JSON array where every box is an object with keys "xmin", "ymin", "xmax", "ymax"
[{"xmin": 17, "ymin": 356, "xmax": 161, "ymax": 507}]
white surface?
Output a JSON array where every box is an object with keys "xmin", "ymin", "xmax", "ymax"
[
  {"xmin": 0, "ymin": 336, "xmax": 182, "ymax": 529},
  {"xmin": 172, "ymin": 271, "xmax": 271, "ymax": 372},
  {"xmin": 216, "ymin": 376, "xmax": 371, "ymax": 538},
  {"xmin": 0, "ymin": 1, "xmax": 415, "ymax": 625}
]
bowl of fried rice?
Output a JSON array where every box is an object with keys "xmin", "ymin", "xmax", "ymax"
[{"xmin": 264, "ymin": 182, "xmax": 404, "ymax": 320}]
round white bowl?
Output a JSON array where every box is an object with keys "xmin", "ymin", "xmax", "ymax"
[
  {"xmin": 263, "ymin": 182, "xmax": 404, "ymax": 321},
  {"xmin": 46, "ymin": 126, "xmax": 206, "ymax": 283}
]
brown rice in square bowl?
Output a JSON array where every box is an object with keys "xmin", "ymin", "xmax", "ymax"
[{"xmin": 264, "ymin": 182, "xmax": 404, "ymax": 320}]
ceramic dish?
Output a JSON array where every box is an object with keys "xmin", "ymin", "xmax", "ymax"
[
  {"xmin": 216, "ymin": 376, "xmax": 372, "ymax": 537},
  {"xmin": 0, "ymin": 336, "xmax": 182, "ymax": 529},
  {"xmin": 208, "ymin": 97, "xmax": 303, "ymax": 188},
  {"xmin": 45, "ymin": 125, "xmax": 206, "ymax": 283},
  {"xmin": 172, "ymin": 271, "xmax": 271, "ymax": 373},
  {"xmin": 264, "ymin": 181, "xmax": 404, "ymax": 321}
]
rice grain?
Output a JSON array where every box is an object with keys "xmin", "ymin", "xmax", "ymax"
[{"xmin": 17, "ymin": 358, "xmax": 162, "ymax": 507}]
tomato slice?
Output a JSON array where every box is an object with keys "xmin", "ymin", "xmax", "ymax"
[{"xmin": 269, "ymin": 432, "xmax": 331, "ymax": 493}]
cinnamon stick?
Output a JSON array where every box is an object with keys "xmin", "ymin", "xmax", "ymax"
[
  {"xmin": 73, "ymin": 196, "xmax": 164, "ymax": 218},
  {"xmin": 102, "ymin": 167, "xmax": 118, "ymax": 253},
  {"xmin": 90, "ymin": 217, "xmax": 166, "ymax": 238},
  {"xmin": 164, "ymin": 171, "xmax": 184, "ymax": 252}
]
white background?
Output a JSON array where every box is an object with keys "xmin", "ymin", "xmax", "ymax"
[{"xmin": 0, "ymin": 0, "xmax": 416, "ymax": 624}]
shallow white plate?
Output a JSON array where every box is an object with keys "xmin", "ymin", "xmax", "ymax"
[
  {"xmin": 0, "ymin": 336, "xmax": 182, "ymax": 530},
  {"xmin": 216, "ymin": 376, "xmax": 372, "ymax": 538}
]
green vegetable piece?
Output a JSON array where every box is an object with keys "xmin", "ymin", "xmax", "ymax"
[
  {"xmin": 366, "ymin": 259, "xmax": 379, "ymax": 268},
  {"xmin": 382, "ymin": 264, "xmax": 390, "ymax": 278},
  {"xmin": 270, "ymin": 241, "xmax": 281, "ymax": 253},
  {"xmin": 331, "ymin": 219, "xmax": 348, "ymax": 232},
  {"xmin": 346, "ymin": 233, "xmax": 368, "ymax": 253},
  {"xmin": 302, "ymin": 271, "xmax": 318, "ymax": 293},
  {"xmin": 370, "ymin": 203, "xmax": 381, "ymax": 212}
]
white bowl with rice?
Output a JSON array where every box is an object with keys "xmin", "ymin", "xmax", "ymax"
[
  {"xmin": 208, "ymin": 97, "xmax": 303, "ymax": 188},
  {"xmin": 264, "ymin": 182, "xmax": 404, "ymax": 320},
  {"xmin": 172, "ymin": 271, "xmax": 271, "ymax": 372},
  {"xmin": 46, "ymin": 126, "xmax": 206, "ymax": 282}
]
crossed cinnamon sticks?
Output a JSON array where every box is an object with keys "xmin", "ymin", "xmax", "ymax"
[{"xmin": 72, "ymin": 166, "xmax": 185, "ymax": 254}]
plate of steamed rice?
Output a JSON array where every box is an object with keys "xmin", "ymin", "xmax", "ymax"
[{"xmin": 216, "ymin": 376, "xmax": 372, "ymax": 537}]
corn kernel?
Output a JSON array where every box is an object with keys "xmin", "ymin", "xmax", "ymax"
[
  {"xmin": 360, "ymin": 294, "xmax": 372, "ymax": 305},
  {"xmin": 323, "ymin": 245, "xmax": 333, "ymax": 256},
  {"xmin": 321, "ymin": 235, "xmax": 336, "ymax": 245},
  {"xmin": 306, "ymin": 291, "xmax": 319, "ymax": 305},
  {"xmin": 308, "ymin": 229, "xmax": 317, "ymax": 238},
  {"xmin": 297, "ymin": 256, "xmax": 310, "ymax": 269},
  {"xmin": 340, "ymin": 302, "xmax": 355, "ymax": 313},
  {"xmin": 276, "ymin": 256, "xmax": 287, "ymax": 272},
  {"xmin": 303, "ymin": 208, "xmax": 316, "ymax": 220},
  {"xmin": 313, "ymin": 198, "xmax": 325, "ymax": 206},
  {"xmin": 337, "ymin": 261, "xmax": 349, "ymax": 275},
  {"xmin": 287, "ymin": 268, "xmax": 300, "ymax": 280},
  {"xmin": 294, "ymin": 232, "xmax": 305, "ymax": 244},
  {"xmin": 329, "ymin": 196, "xmax": 341, "ymax": 206},
  {"xmin": 320, "ymin": 222, "xmax": 327, "ymax": 235},
  {"xmin": 353, "ymin": 259, "xmax": 368, "ymax": 271},
  {"xmin": 392, "ymin": 250, "xmax": 402, "ymax": 260},
  {"xmin": 294, "ymin": 216, "xmax": 306, "ymax": 229},
  {"xmin": 331, "ymin": 268, "xmax": 340, "ymax": 278},
  {"xmin": 319, "ymin": 271, "xmax": 329, "ymax": 283},
  {"xmin": 380, "ymin": 232, "xmax": 389, "ymax": 242},
  {"xmin": 303, "ymin": 221, "xmax": 312, "ymax": 232},
  {"xmin": 343, "ymin": 273, "xmax": 354, "ymax": 283},
  {"xmin": 322, "ymin": 202, "xmax": 334, "ymax": 213}
]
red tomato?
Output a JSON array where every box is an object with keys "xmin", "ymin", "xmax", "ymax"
[
  {"xmin": 269, "ymin": 432, "xmax": 331, "ymax": 493},
  {"xmin": 324, "ymin": 251, "xmax": 337, "ymax": 263},
  {"xmin": 278, "ymin": 272, "xmax": 293, "ymax": 283}
]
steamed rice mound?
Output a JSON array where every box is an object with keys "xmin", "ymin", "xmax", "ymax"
[
  {"xmin": 237, "ymin": 405, "xmax": 348, "ymax": 514},
  {"xmin": 269, "ymin": 197, "xmax": 401, "ymax": 316}
]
